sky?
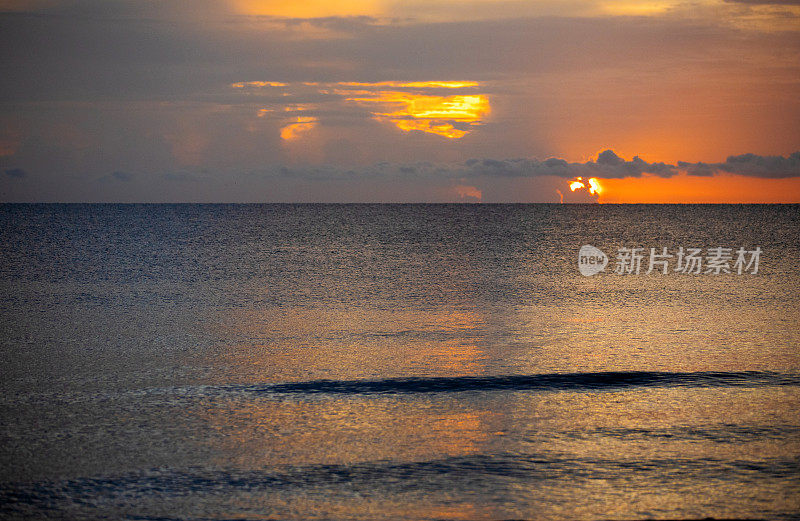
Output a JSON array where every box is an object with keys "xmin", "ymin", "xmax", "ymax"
[{"xmin": 0, "ymin": 0, "xmax": 799, "ymax": 202}]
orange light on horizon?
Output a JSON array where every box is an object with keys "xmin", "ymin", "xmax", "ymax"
[
  {"xmin": 594, "ymin": 172, "xmax": 800, "ymax": 203},
  {"xmin": 566, "ymin": 176, "xmax": 603, "ymax": 202},
  {"xmin": 453, "ymin": 184, "xmax": 482, "ymax": 200}
]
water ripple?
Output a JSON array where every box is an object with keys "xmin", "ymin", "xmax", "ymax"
[{"xmin": 250, "ymin": 371, "xmax": 800, "ymax": 396}]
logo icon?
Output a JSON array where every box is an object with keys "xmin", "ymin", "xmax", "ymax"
[{"xmin": 578, "ymin": 245, "xmax": 608, "ymax": 276}]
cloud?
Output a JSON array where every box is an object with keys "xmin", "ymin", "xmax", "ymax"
[
  {"xmin": 4, "ymin": 168, "xmax": 26, "ymax": 177},
  {"xmin": 680, "ymin": 152, "xmax": 800, "ymax": 178},
  {"xmin": 462, "ymin": 151, "xmax": 677, "ymax": 179},
  {"xmin": 163, "ymin": 171, "xmax": 200, "ymax": 182},
  {"xmin": 453, "ymin": 184, "xmax": 482, "ymax": 201},
  {"xmin": 233, "ymin": 81, "xmax": 491, "ymax": 140},
  {"xmin": 3, "ymin": 2, "xmax": 798, "ymax": 105},
  {"xmin": 267, "ymin": 150, "xmax": 800, "ymax": 181},
  {"xmin": 98, "ymin": 170, "xmax": 134, "ymax": 182},
  {"xmin": 462, "ymin": 151, "xmax": 800, "ymax": 180}
]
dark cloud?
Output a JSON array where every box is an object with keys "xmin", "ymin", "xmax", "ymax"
[
  {"xmin": 597, "ymin": 149, "xmax": 624, "ymax": 166},
  {"xmin": 261, "ymin": 151, "xmax": 800, "ymax": 181},
  {"xmin": 4, "ymin": 168, "xmax": 26, "ymax": 178},
  {"xmin": 463, "ymin": 151, "xmax": 800, "ymax": 180},
  {"xmin": 2, "ymin": 150, "xmax": 797, "ymax": 203},
  {"xmin": 685, "ymin": 151, "xmax": 800, "ymax": 178},
  {"xmin": 461, "ymin": 151, "xmax": 678, "ymax": 179},
  {"xmin": 163, "ymin": 172, "xmax": 199, "ymax": 182},
  {"xmin": 2, "ymin": 2, "xmax": 798, "ymax": 103},
  {"xmin": 98, "ymin": 171, "xmax": 134, "ymax": 182}
]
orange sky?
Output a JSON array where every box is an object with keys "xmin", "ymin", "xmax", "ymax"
[
  {"xmin": 1, "ymin": 0, "xmax": 798, "ymax": 202},
  {"xmin": 593, "ymin": 173, "xmax": 800, "ymax": 204}
]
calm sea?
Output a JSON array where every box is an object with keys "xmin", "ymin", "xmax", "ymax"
[{"xmin": 1, "ymin": 204, "xmax": 799, "ymax": 520}]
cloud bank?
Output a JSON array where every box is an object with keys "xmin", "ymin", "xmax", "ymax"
[
  {"xmin": 679, "ymin": 152, "xmax": 800, "ymax": 178},
  {"xmin": 268, "ymin": 150, "xmax": 800, "ymax": 181}
]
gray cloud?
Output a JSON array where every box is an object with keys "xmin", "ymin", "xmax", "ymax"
[
  {"xmin": 462, "ymin": 151, "xmax": 675, "ymax": 179},
  {"xmin": 98, "ymin": 171, "xmax": 134, "ymax": 182},
  {"xmin": 2, "ymin": 2, "xmax": 798, "ymax": 103},
  {"xmin": 3, "ymin": 150, "xmax": 797, "ymax": 203},
  {"xmin": 4, "ymin": 168, "xmax": 26, "ymax": 178},
  {"xmin": 683, "ymin": 152, "xmax": 800, "ymax": 178},
  {"xmin": 265, "ymin": 150, "xmax": 800, "ymax": 180},
  {"xmin": 163, "ymin": 172, "xmax": 200, "ymax": 182}
]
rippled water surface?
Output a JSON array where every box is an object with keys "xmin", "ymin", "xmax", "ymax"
[{"xmin": 1, "ymin": 204, "xmax": 798, "ymax": 520}]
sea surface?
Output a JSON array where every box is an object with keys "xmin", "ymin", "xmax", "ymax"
[{"xmin": 0, "ymin": 203, "xmax": 798, "ymax": 520}]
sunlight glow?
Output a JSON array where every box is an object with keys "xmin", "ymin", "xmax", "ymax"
[
  {"xmin": 233, "ymin": 80, "xmax": 490, "ymax": 140},
  {"xmin": 280, "ymin": 116, "xmax": 318, "ymax": 141},
  {"xmin": 231, "ymin": 0, "xmax": 382, "ymax": 18},
  {"xmin": 371, "ymin": 93, "xmax": 489, "ymax": 121},
  {"xmin": 231, "ymin": 81, "xmax": 288, "ymax": 88},
  {"xmin": 569, "ymin": 178, "xmax": 585, "ymax": 191},
  {"xmin": 453, "ymin": 184, "xmax": 482, "ymax": 200},
  {"xmin": 569, "ymin": 177, "xmax": 603, "ymax": 195},
  {"xmin": 348, "ymin": 91, "xmax": 490, "ymax": 138},
  {"xmin": 391, "ymin": 120, "xmax": 467, "ymax": 139},
  {"xmin": 588, "ymin": 178, "xmax": 603, "ymax": 195},
  {"xmin": 600, "ymin": 0, "xmax": 676, "ymax": 15},
  {"xmin": 338, "ymin": 81, "xmax": 480, "ymax": 89}
]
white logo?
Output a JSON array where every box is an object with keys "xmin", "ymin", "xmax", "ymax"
[{"xmin": 578, "ymin": 245, "xmax": 608, "ymax": 276}]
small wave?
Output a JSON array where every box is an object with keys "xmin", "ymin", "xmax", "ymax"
[
  {"xmin": 251, "ymin": 371, "xmax": 800, "ymax": 396},
  {"xmin": 2, "ymin": 454, "xmax": 797, "ymax": 514}
]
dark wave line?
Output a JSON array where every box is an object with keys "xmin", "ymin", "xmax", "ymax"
[
  {"xmin": 2, "ymin": 454, "xmax": 797, "ymax": 507},
  {"xmin": 253, "ymin": 371, "xmax": 800, "ymax": 396}
]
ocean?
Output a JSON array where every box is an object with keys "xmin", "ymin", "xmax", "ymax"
[{"xmin": 0, "ymin": 203, "xmax": 798, "ymax": 520}]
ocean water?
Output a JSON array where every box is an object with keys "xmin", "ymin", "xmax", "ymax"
[{"xmin": 0, "ymin": 203, "xmax": 798, "ymax": 520}]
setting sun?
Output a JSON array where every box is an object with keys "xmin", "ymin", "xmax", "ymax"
[
  {"xmin": 569, "ymin": 178, "xmax": 586, "ymax": 191},
  {"xmin": 569, "ymin": 177, "xmax": 603, "ymax": 196}
]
